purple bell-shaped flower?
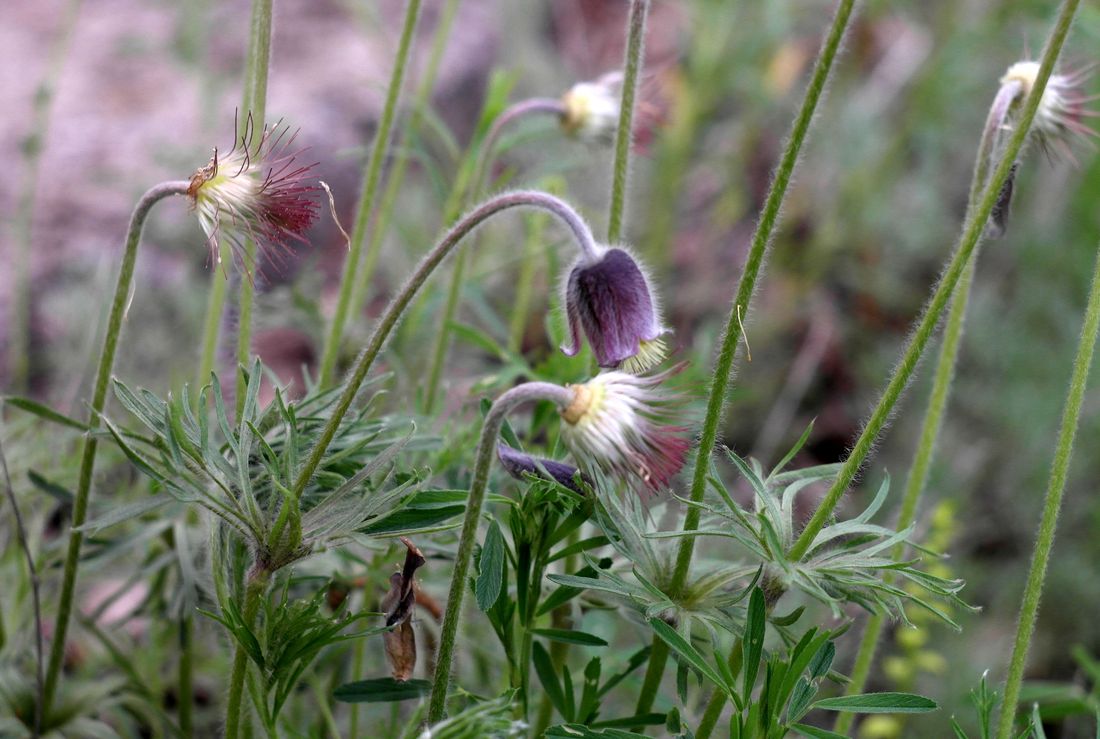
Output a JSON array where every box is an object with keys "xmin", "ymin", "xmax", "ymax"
[{"xmin": 561, "ymin": 247, "xmax": 668, "ymax": 373}]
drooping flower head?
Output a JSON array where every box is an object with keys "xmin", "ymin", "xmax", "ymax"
[
  {"xmin": 562, "ymin": 246, "xmax": 668, "ymax": 373},
  {"xmin": 187, "ymin": 113, "xmax": 321, "ymax": 270},
  {"xmin": 1001, "ymin": 61, "xmax": 1096, "ymax": 160},
  {"xmin": 557, "ymin": 367, "xmax": 689, "ymax": 494},
  {"xmin": 497, "ymin": 443, "xmax": 589, "ymax": 495},
  {"xmin": 560, "ymin": 72, "xmax": 623, "ymax": 144}
]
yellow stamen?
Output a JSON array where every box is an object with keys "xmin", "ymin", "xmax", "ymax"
[{"xmin": 621, "ymin": 338, "xmax": 668, "ymax": 375}]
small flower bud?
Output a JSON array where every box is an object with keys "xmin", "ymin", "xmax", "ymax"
[
  {"xmin": 562, "ymin": 246, "xmax": 669, "ymax": 373},
  {"xmin": 187, "ymin": 114, "xmax": 321, "ymax": 269},
  {"xmin": 560, "ymin": 73, "xmax": 623, "ymax": 144},
  {"xmin": 558, "ymin": 367, "xmax": 690, "ymax": 493},
  {"xmin": 496, "ymin": 443, "xmax": 589, "ymax": 494}
]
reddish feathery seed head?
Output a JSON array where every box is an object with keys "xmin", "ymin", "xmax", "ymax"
[
  {"xmin": 187, "ymin": 114, "xmax": 321, "ymax": 271},
  {"xmin": 558, "ymin": 366, "xmax": 690, "ymax": 494}
]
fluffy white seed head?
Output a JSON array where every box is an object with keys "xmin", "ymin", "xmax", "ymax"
[{"xmin": 560, "ymin": 73, "xmax": 623, "ymax": 144}]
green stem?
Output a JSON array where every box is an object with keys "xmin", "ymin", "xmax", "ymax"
[
  {"xmin": 787, "ymin": 0, "xmax": 1079, "ymax": 564},
  {"xmin": 633, "ymin": 639, "xmax": 670, "ymax": 715},
  {"xmin": 41, "ymin": 180, "xmax": 190, "ymax": 714},
  {"xmin": 349, "ymin": 637, "xmax": 366, "ymax": 738},
  {"xmin": 635, "ymin": 0, "xmax": 858, "ymax": 716},
  {"xmin": 234, "ymin": 0, "xmax": 273, "ymax": 417},
  {"xmin": 832, "ymin": 612, "xmax": 884, "ymax": 734},
  {"xmin": 317, "ymin": 0, "xmax": 424, "ymax": 388},
  {"xmin": 346, "ymin": 0, "xmax": 463, "ymax": 331},
  {"xmin": 693, "ymin": 642, "xmax": 742, "ymax": 739},
  {"xmin": 9, "ymin": 0, "xmax": 81, "ymax": 393},
  {"xmin": 291, "ymin": 191, "xmax": 597, "ymax": 500},
  {"xmin": 196, "ymin": 248, "xmax": 230, "ymax": 400},
  {"xmin": 179, "ymin": 615, "xmax": 194, "ymax": 738},
  {"xmin": 831, "ymin": 64, "xmax": 1026, "ymax": 735},
  {"xmin": 0, "ymin": 423, "xmax": 44, "ymax": 736},
  {"xmin": 995, "ymin": 220, "xmax": 1098, "ymax": 735},
  {"xmin": 695, "ymin": 676, "xmax": 728, "ymax": 739},
  {"xmin": 236, "ymin": 239, "xmax": 257, "ymax": 418},
  {"xmin": 606, "ymin": 0, "xmax": 650, "ymax": 243},
  {"xmin": 833, "ymin": 255, "xmax": 979, "ymax": 736},
  {"xmin": 427, "ymin": 382, "xmax": 574, "ymax": 723},
  {"xmin": 422, "ymin": 97, "xmax": 565, "ymax": 415},
  {"xmin": 225, "ymin": 568, "xmax": 271, "ymax": 739},
  {"xmin": 308, "ymin": 672, "xmax": 341, "ymax": 739},
  {"xmin": 423, "ymin": 243, "xmax": 468, "ymax": 416}
]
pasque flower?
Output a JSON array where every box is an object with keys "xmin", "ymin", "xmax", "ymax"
[
  {"xmin": 557, "ymin": 367, "xmax": 689, "ymax": 493},
  {"xmin": 560, "ymin": 72, "xmax": 623, "ymax": 144},
  {"xmin": 187, "ymin": 114, "xmax": 321, "ymax": 268},
  {"xmin": 1001, "ymin": 60, "xmax": 1096, "ymax": 158},
  {"xmin": 562, "ymin": 246, "xmax": 668, "ymax": 373}
]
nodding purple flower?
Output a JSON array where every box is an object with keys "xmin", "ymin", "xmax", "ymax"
[
  {"xmin": 496, "ymin": 444, "xmax": 589, "ymax": 494},
  {"xmin": 558, "ymin": 367, "xmax": 690, "ymax": 494},
  {"xmin": 561, "ymin": 247, "xmax": 668, "ymax": 373},
  {"xmin": 187, "ymin": 114, "xmax": 321, "ymax": 270}
]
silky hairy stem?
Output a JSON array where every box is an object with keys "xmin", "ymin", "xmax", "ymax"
[
  {"xmin": 42, "ymin": 180, "xmax": 190, "ymax": 713},
  {"xmin": 318, "ymin": 0, "xmax": 424, "ymax": 387},
  {"xmin": 636, "ymin": 0, "xmax": 858, "ymax": 716}
]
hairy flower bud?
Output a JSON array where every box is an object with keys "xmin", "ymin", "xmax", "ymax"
[
  {"xmin": 558, "ymin": 368, "xmax": 689, "ymax": 493},
  {"xmin": 1001, "ymin": 61, "xmax": 1096, "ymax": 159},
  {"xmin": 560, "ymin": 73, "xmax": 623, "ymax": 144},
  {"xmin": 187, "ymin": 114, "xmax": 321, "ymax": 269},
  {"xmin": 562, "ymin": 246, "xmax": 668, "ymax": 373},
  {"xmin": 496, "ymin": 443, "xmax": 588, "ymax": 494}
]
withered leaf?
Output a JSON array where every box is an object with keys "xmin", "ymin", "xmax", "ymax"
[{"xmin": 382, "ymin": 538, "xmax": 426, "ymax": 681}]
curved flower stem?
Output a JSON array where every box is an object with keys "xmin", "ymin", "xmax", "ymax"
[
  {"xmin": 607, "ymin": 0, "xmax": 650, "ymax": 243},
  {"xmin": 422, "ymin": 97, "xmax": 567, "ymax": 415},
  {"xmin": 831, "ymin": 78, "xmax": 1024, "ymax": 737},
  {"xmin": 224, "ymin": 567, "xmax": 271, "ymax": 739},
  {"xmin": 426, "ymin": 382, "xmax": 574, "ymax": 723},
  {"xmin": 509, "ymin": 183, "xmax": 560, "ymax": 353},
  {"xmin": 318, "ymin": 0, "xmax": 424, "ymax": 388},
  {"xmin": 233, "ymin": 0, "xmax": 273, "ymax": 418},
  {"xmin": 291, "ymin": 191, "xmax": 597, "ymax": 500},
  {"xmin": 42, "ymin": 180, "xmax": 190, "ymax": 713},
  {"xmin": 636, "ymin": 0, "xmax": 858, "ymax": 716},
  {"xmin": 468, "ymin": 98, "xmax": 566, "ymax": 199},
  {"xmin": 787, "ymin": 0, "xmax": 1080, "ymax": 564},
  {"xmin": 346, "ymin": 0, "xmax": 463, "ymax": 333}
]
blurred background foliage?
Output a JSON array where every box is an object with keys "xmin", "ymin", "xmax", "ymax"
[{"xmin": 5, "ymin": 0, "xmax": 1100, "ymax": 735}]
